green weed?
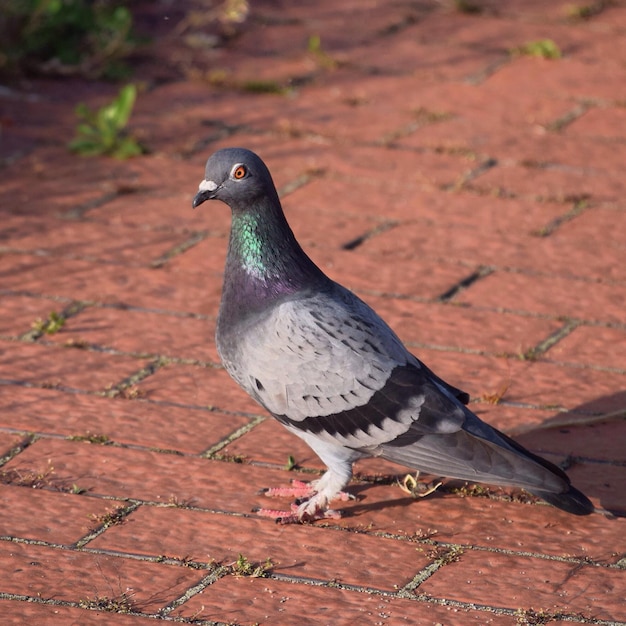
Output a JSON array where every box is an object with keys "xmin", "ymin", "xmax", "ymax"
[
  {"xmin": 31, "ymin": 310, "xmax": 65, "ymax": 335},
  {"xmin": 205, "ymin": 69, "xmax": 291, "ymax": 96},
  {"xmin": 241, "ymin": 79, "xmax": 289, "ymax": 95},
  {"xmin": 0, "ymin": 0, "xmax": 135, "ymax": 78},
  {"xmin": 221, "ymin": 0, "xmax": 249, "ymax": 23},
  {"xmin": 90, "ymin": 505, "xmax": 129, "ymax": 529},
  {"xmin": 565, "ymin": 1, "xmax": 606, "ymax": 20},
  {"xmin": 307, "ymin": 34, "xmax": 338, "ymax": 70},
  {"xmin": 451, "ymin": 483, "xmax": 493, "ymax": 498},
  {"xmin": 229, "ymin": 553, "xmax": 273, "ymax": 578},
  {"xmin": 284, "ymin": 454, "xmax": 298, "ymax": 471},
  {"xmin": 68, "ymin": 432, "xmax": 111, "ymax": 445},
  {"xmin": 511, "ymin": 39, "xmax": 562, "ymax": 59},
  {"xmin": 69, "ymin": 84, "xmax": 144, "ymax": 159}
]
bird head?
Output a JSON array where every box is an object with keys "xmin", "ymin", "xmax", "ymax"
[{"xmin": 192, "ymin": 147, "xmax": 279, "ymax": 211}]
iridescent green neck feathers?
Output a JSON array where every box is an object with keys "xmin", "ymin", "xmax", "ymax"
[{"xmin": 232, "ymin": 211, "xmax": 273, "ymax": 278}]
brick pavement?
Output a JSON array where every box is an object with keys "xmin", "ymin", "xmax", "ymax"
[{"xmin": 1, "ymin": 1, "xmax": 625, "ymax": 624}]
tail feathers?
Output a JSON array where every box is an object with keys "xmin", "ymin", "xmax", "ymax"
[
  {"xmin": 530, "ymin": 485, "xmax": 594, "ymax": 516},
  {"xmin": 379, "ymin": 424, "xmax": 595, "ymax": 515},
  {"xmin": 481, "ymin": 427, "xmax": 595, "ymax": 515}
]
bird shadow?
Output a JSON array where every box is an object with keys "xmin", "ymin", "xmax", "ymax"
[
  {"xmin": 512, "ymin": 389, "xmax": 626, "ymax": 517},
  {"xmin": 342, "ymin": 490, "xmax": 425, "ymax": 517}
]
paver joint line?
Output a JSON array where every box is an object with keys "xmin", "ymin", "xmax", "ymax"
[{"xmin": 437, "ymin": 265, "xmax": 495, "ymax": 302}]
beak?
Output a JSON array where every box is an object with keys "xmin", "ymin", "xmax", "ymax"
[
  {"xmin": 192, "ymin": 179, "xmax": 219, "ymax": 208},
  {"xmin": 192, "ymin": 190, "xmax": 211, "ymax": 208}
]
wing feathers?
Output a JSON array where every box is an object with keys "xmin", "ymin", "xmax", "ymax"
[
  {"xmin": 380, "ymin": 430, "xmax": 564, "ymax": 491},
  {"xmin": 275, "ymin": 364, "xmax": 465, "ymax": 446}
]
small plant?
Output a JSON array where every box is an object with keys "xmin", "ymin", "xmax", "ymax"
[
  {"xmin": 0, "ymin": 460, "xmax": 56, "ymax": 489},
  {"xmin": 426, "ymin": 545, "xmax": 463, "ymax": 564},
  {"xmin": 241, "ymin": 79, "xmax": 289, "ymax": 95},
  {"xmin": 69, "ymin": 84, "xmax": 144, "ymax": 159},
  {"xmin": 211, "ymin": 452, "xmax": 246, "ymax": 463},
  {"xmin": 104, "ymin": 381, "xmax": 146, "ymax": 400},
  {"xmin": 176, "ymin": 555, "xmax": 206, "ymax": 569},
  {"xmin": 90, "ymin": 505, "xmax": 129, "ymax": 529},
  {"xmin": 229, "ymin": 553, "xmax": 273, "ymax": 578},
  {"xmin": 31, "ymin": 310, "xmax": 65, "ymax": 335},
  {"xmin": 454, "ymin": 0, "xmax": 483, "ymax": 14},
  {"xmin": 565, "ymin": 2, "xmax": 606, "ymax": 20},
  {"xmin": 0, "ymin": 461, "xmax": 90, "ymax": 493},
  {"xmin": 307, "ymin": 34, "xmax": 338, "ymax": 70},
  {"xmin": 116, "ymin": 384, "xmax": 145, "ymax": 399},
  {"xmin": 204, "ymin": 70, "xmax": 290, "ymax": 96},
  {"xmin": 177, "ymin": 0, "xmax": 249, "ymax": 43},
  {"xmin": 220, "ymin": 0, "xmax": 250, "ymax": 24},
  {"xmin": 0, "ymin": 0, "xmax": 135, "ymax": 78},
  {"xmin": 515, "ymin": 608, "xmax": 558, "ymax": 625},
  {"xmin": 412, "ymin": 527, "xmax": 438, "ymax": 540},
  {"xmin": 64, "ymin": 337, "xmax": 89, "ymax": 349},
  {"xmin": 68, "ymin": 432, "xmax": 111, "ymax": 445},
  {"xmin": 518, "ymin": 346, "xmax": 540, "ymax": 361},
  {"xmin": 79, "ymin": 591, "xmax": 136, "ymax": 613},
  {"xmin": 451, "ymin": 483, "xmax": 493, "ymax": 499},
  {"xmin": 412, "ymin": 106, "xmax": 454, "ymax": 125},
  {"xmin": 284, "ymin": 454, "xmax": 298, "ymax": 471},
  {"xmin": 165, "ymin": 495, "xmax": 197, "ymax": 508},
  {"xmin": 480, "ymin": 380, "xmax": 510, "ymax": 405},
  {"xmin": 511, "ymin": 39, "xmax": 562, "ymax": 59}
]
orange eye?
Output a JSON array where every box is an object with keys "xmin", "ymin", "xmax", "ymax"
[{"xmin": 233, "ymin": 165, "xmax": 247, "ymax": 180}]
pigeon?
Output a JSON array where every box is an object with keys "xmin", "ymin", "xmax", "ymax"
[{"xmin": 192, "ymin": 147, "xmax": 594, "ymax": 522}]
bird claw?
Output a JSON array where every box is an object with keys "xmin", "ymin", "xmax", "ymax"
[
  {"xmin": 255, "ymin": 503, "xmax": 342, "ymax": 524},
  {"xmin": 253, "ymin": 505, "xmax": 300, "ymax": 523},
  {"xmin": 398, "ymin": 472, "xmax": 442, "ymax": 498},
  {"xmin": 261, "ymin": 479, "xmax": 353, "ymax": 502},
  {"xmin": 256, "ymin": 479, "xmax": 350, "ymax": 523},
  {"xmin": 259, "ymin": 479, "xmax": 316, "ymax": 499}
]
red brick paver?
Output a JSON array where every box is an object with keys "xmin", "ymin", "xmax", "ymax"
[{"xmin": 1, "ymin": 1, "xmax": 625, "ymax": 624}]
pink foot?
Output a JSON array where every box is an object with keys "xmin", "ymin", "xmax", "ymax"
[
  {"xmin": 255, "ymin": 479, "xmax": 353, "ymax": 523},
  {"xmin": 259, "ymin": 480, "xmax": 316, "ymax": 499},
  {"xmin": 260, "ymin": 480, "xmax": 353, "ymax": 502},
  {"xmin": 255, "ymin": 502, "xmax": 342, "ymax": 524}
]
